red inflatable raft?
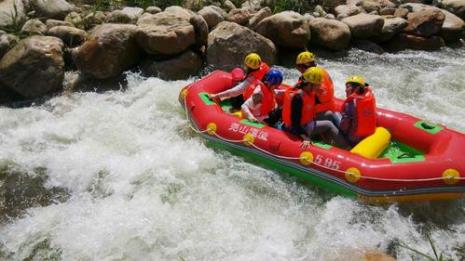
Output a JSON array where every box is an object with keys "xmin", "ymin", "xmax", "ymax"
[{"xmin": 179, "ymin": 70, "xmax": 465, "ymax": 203}]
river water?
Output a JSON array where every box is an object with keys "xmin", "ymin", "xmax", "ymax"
[{"xmin": 0, "ymin": 49, "xmax": 464, "ymax": 260}]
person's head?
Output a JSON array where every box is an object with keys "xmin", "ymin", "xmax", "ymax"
[
  {"xmin": 301, "ymin": 67, "xmax": 323, "ymax": 92},
  {"xmin": 262, "ymin": 69, "xmax": 283, "ymax": 89},
  {"xmin": 296, "ymin": 51, "xmax": 316, "ymax": 73},
  {"xmin": 244, "ymin": 53, "xmax": 262, "ymax": 71},
  {"xmin": 345, "ymin": 75, "xmax": 366, "ymax": 96},
  {"xmin": 231, "ymin": 67, "xmax": 245, "ymax": 84}
]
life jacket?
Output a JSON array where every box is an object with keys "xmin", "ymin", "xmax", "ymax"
[
  {"xmin": 243, "ymin": 62, "xmax": 270, "ymax": 98},
  {"xmin": 342, "ymin": 87, "xmax": 376, "ymax": 138},
  {"xmin": 282, "ymin": 88, "xmax": 316, "ymax": 127},
  {"xmin": 243, "ymin": 81, "xmax": 276, "ymax": 117},
  {"xmin": 315, "ymin": 69, "xmax": 336, "ymax": 113}
]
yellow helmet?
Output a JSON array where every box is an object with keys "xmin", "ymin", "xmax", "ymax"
[
  {"xmin": 346, "ymin": 75, "xmax": 366, "ymax": 86},
  {"xmin": 244, "ymin": 53, "xmax": 261, "ymax": 70},
  {"xmin": 303, "ymin": 67, "xmax": 324, "ymax": 84},
  {"xmin": 296, "ymin": 51, "xmax": 315, "ymax": 65}
]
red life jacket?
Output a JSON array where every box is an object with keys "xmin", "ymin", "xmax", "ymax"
[
  {"xmin": 342, "ymin": 87, "xmax": 376, "ymax": 137},
  {"xmin": 315, "ymin": 69, "xmax": 336, "ymax": 113},
  {"xmin": 243, "ymin": 81, "xmax": 276, "ymax": 117},
  {"xmin": 282, "ymin": 88, "xmax": 316, "ymax": 127},
  {"xmin": 248, "ymin": 62, "xmax": 270, "ymax": 81}
]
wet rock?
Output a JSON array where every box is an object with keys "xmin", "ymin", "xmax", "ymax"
[
  {"xmin": 335, "ymin": 4, "xmax": 363, "ymax": 20},
  {"xmin": 73, "ymin": 24, "xmax": 141, "ymax": 79},
  {"xmin": 207, "ymin": 21, "xmax": 276, "ymax": 69},
  {"xmin": 47, "ymin": 25, "xmax": 87, "ymax": 47},
  {"xmin": 83, "ymin": 11, "xmax": 106, "ymax": 30},
  {"xmin": 224, "ymin": 0, "xmax": 236, "ymax": 12},
  {"xmin": 376, "ymin": 16, "xmax": 408, "ymax": 42},
  {"xmin": 0, "ymin": 36, "xmax": 64, "ymax": 97},
  {"xmin": 384, "ymin": 32, "xmax": 445, "ymax": 50},
  {"xmin": 360, "ymin": 0, "xmax": 395, "ymax": 13},
  {"xmin": 342, "ymin": 13, "xmax": 384, "ymax": 38},
  {"xmin": 106, "ymin": 7, "xmax": 144, "ymax": 24},
  {"xmin": 353, "ymin": 39, "xmax": 384, "ymax": 53},
  {"xmin": 255, "ymin": 11, "xmax": 311, "ymax": 49},
  {"xmin": 31, "ymin": 0, "xmax": 75, "ymax": 19},
  {"xmin": 140, "ymin": 50, "xmax": 203, "ymax": 80},
  {"xmin": 440, "ymin": 9, "xmax": 465, "ymax": 42},
  {"xmin": 226, "ymin": 8, "xmax": 251, "ymax": 25},
  {"xmin": 145, "ymin": 6, "xmax": 162, "ymax": 14},
  {"xmin": 0, "ymin": 0, "xmax": 27, "ymax": 30},
  {"xmin": 198, "ymin": 5, "xmax": 225, "ymax": 29},
  {"xmin": 248, "ymin": 7, "xmax": 272, "ymax": 29},
  {"xmin": 403, "ymin": 4, "xmax": 445, "ymax": 37},
  {"xmin": 440, "ymin": 0, "xmax": 465, "ymax": 20},
  {"xmin": 241, "ymin": 0, "xmax": 261, "ymax": 12},
  {"xmin": 380, "ymin": 7, "xmax": 396, "ymax": 15},
  {"xmin": 64, "ymin": 11, "xmax": 84, "ymax": 29},
  {"xmin": 309, "ymin": 17, "xmax": 351, "ymax": 50},
  {"xmin": 20, "ymin": 18, "xmax": 47, "ymax": 35},
  {"xmin": 45, "ymin": 19, "xmax": 73, "ymax": 30}
]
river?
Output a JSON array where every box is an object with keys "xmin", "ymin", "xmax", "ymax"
[{"xmin": 0, "ymin": 48, "xmax": 464, "ymax": 260}]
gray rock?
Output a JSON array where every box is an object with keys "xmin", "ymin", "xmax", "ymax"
[
  {"xmin": 248, "ymin": 7, "xmax": 272, "ymax": 29},
  {"xmin": 0, "ymin": 31, "xmax": 11, "ymax": 58},
  {"xmin": 440, "ymin": 9, "xmax": 465, "ymax": 42},
  {"xmin": 47, "ymin": 25, "xmax": 87, "ymax": 47},
  {"xmin": 376, "ymin": 16, "xmax": 408, "ymax": 42},
  {"xmin": 46, "ymin": 19, "xmax": 73, "ymax": 30},
  {"xmin": 0, "ymin": 0, "xmax": 27, "ymax": 30},
  {"xmin": 32, "ymin": 0, "xmax": 75, "ymax": 19},
  {"xmin": 255, "ymin": 11, "xmax": 311, "ymax": 49},
  {"xmin": 334, "ymin": 4, "xmax": 363, "ymax": 20},
  {"xmin": 224, "ymin": 0, "xmax": 236, "ymax": 12},
  {"xmin": 107, "ymin": 7, "xmax": 144, "ymax": 24},
  {"xmin": 241, "ymin": 0, "xmax": 261, "ymax": 12},
  {"xmin": 384, "ymin": 33, "xmax": 445, "ymax": 51},
  {"xmin": 198, "ymin": 5, "xmax": 225, "ymax": 29},
  {"xmin": 20, "ymin": 18, "xmax": 47, "ymax": 35},
  {"xmin": 64, "ymin": 11, "xmax": 84, "ymax": 29},
  {"xmin": 342, "ymin": 13, "xmax": 384, "ymax": 38},
  {"xmin": 141, "ymin": 51, "xmax": 203, "ymax": 80},
  {"xmin": 73, "ymin": 24, "xmax": 141, "ymax": 79},
  {"xmin": 226, "ymin": 8, "xmax": 251, "ymax": 25},
  {"xmin": 380, "ymin": 7, "xmax": 396, "ymax": 15},
  {"xmin": 83, "ymin": 11, "xmax": 106, "ymax": 30},
  {"xmin": 0, "ymin": 36, "xmax": 64, "ymax": 97},
  {"xmin": 322, "ymin": 0, "xmax": 348, "ymax": 12},
  {"xmin": 403, "ymin": 4, "xmax": 445, "ymax": 37},
  {"xmin": 309, "ymin": 17, "xmax": 351, "ymax": 50},
  {"xmin": 207, "ymin": 21, "xmax": 276, "ymax": 69},
  {"xmin": 440, "ymin": 0, "xmax": 465, "ymax": 20},
  {"xmin": 145, "ymin": 6, "xmax": 162, "ymax": 14},
  {"xmin": 353, "ymin": 39, "xmax": 384, "ymax": 53}
]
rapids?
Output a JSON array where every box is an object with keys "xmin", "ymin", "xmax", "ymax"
[{"xmin": 0, "ymin": 48, "xmax": 464, "ymax": 260}]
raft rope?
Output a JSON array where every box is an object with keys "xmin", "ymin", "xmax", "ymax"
[{"xmin": 182, "ymin": 92, "xmax": 465, "ymax": 183}]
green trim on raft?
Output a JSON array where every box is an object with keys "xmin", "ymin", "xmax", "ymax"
[
  {"xmin": 381, "ymin": 140, "xmax": 425, "ymax": 164},
  {"xmin": 199, "ymin": 92, "xmax": 216, "ymax": 105},
  {"xmin": 414, "ymin": 120, "xmax": 443, "ymax": 134},
  {"xmin": 312, "ymin": 141, "xmax": 333, "ymax": 150},
  {"xmin": 205, "ymin": 137, "xmax": 358, "ymax": 198},
  {"xmin": 240, "ymin": 119, "xmax": 265, "ymax": 128}
]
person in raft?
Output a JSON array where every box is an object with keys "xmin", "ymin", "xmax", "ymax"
[
  {"xmin": 241, "ymin": 69, "xmax": 283, "ymax": 124},
  {"xmin": 295, "ymin": 51, "xmax": 336, "ymax": 116},
  {"xmin": 208, "ymin": 53, "xmax": 270, "ymax": 109},
  {"xmin": 282, "ymin": 67, "xmax": 349, "ymax": 148},
  {"xmin": 339, "ymin": 75, "xmax": 377, "ymax": 146}
]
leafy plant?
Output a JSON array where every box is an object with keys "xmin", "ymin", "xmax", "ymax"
[{"xmin": 3, "ymin": 3, "xmax": 24, "ymax": 37}]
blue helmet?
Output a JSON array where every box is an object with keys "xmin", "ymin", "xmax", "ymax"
[{"xmin": 263, "ymin": 69, "xmax": 283, "ymax": 86}]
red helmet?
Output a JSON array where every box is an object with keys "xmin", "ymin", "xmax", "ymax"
[{"xmin": 231, "ymin": 67, "xmax": 245, "ymax": 82}]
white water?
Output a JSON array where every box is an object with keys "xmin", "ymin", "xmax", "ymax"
[{"xmin": 1, "ymin": 49, "xmax": 465, "ymax": 260}]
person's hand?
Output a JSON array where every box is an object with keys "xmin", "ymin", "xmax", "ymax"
[
  {"xmin": 208, "ymin": 94, "xmax": 220, "ymax": 103},
  {"xmin": 248, "ymin": 116, "xmax": 259, "ymax": 123},
  {"xmin": 300, "ymin": 140, "xmax": 312, "ymax": 149}
]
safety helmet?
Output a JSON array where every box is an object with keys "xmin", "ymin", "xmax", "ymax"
[
  {"xmin": 244, "ymin": 53, "xmax": 261, "ymax": 70},
  {"xmin": 231, "ymin": 67, "xmax": 245, "ymax": 82},
  {"xmin": 296, "ymin": 51, "xmax": 315, "ymax": 65},
  {"xmin": 346, "ymin": 75, "xmax": 365, "ymax": 87},
  {"xmin": 263, "ymin": 69, "xmax": 283, "ymax": 86},
  {"xmin": 303, "ymin": 67, "xmax": 324, "ymax": 84}
]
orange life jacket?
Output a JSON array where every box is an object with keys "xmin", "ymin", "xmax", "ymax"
[
  {"xmin": 248, "ymin": 62, "xmax": 270, "ymax": 82},
  {"xmin": 282, "ymin": 88, "xmax": 316, "ymax": 127},
  {"xmin": 315, "ymin": 69, "xmax": 336, "ymax": 113},
  {"xmin": 243, "ymin": 81, "xmax": 276, "ymax": 117},
  {"xmin": 342, "ymin": 87, "xmax": 376, "ymax": 137}
]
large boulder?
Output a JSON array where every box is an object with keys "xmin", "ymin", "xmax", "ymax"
[
  {"xmin": 83, "ymin": 11, "xmax": 106, "ymax": 30},
  {"xmin": 309, "ymin": 17, "xmax": 351, "ymax": 50},
  {"xmin": 198, "ymin": 5, "xmax": 225, "ymax": 29},
  {"xmin": 440, "ymin": 9, "xmax": 465, "ymax": 42},
  {"xmin": 31, "ymin": 0, "xmax": 75, "ymax": 20},
  {"xmin": 226, "ymin": 8, "xmax": 251, "ymax": 25},
  {"xmin": 140, "ymin": 51, "xmax": 203, "ymax": 80},
  {"xmin": 384, "ymin": 33, "xmax": 445, "ymax": 51},
  {"xmin": 248, "ymin": 7, "xmax": 272, "ymax": 30},
  {"xmin": 359, "ymin": 0, "xmax": 395, "ymax": 13},
  {"xmin": 255, "ymin": 11, "xmax": 311, "ymax": 49},
  {"xmin": 45, "ymin": 19, "xmax": 73, "ymax": 30},
  {"xmin": 0, "ymin": 0, "xmax": 27, "ymax": 30},
  {"xmin": 73, "ymin": 24, "xmax": 141, "ymax": 79},
  {"xmin": 207, "ymin": 21, "xmax": 276, "ymax": 69},
  {"xmin": 0, "ymin": 36, "xmax": 64, "ymax": 97},
  {"xmin": 20, "ymin": 18, "xmax": 47, "ymax": 35},
  {"xmin": 342, "ymin": 13, "xmax": 384, "ymax": 38},
  {"xmin": 106, "ymin": 7, "xmax": 144, "ymax": 24},
  {"xmin": 440, "ymin": 0, "xmax": 465, "ymax": 20},
  {"xmin": 403, "ymin": 5, "xmax": 445, "ymax": 37},
  {"xmin": 334, "ymin": 4, "xmax": 363, "ymax": 20},
  {"xmin": 145, "ymin": 6, "xmax": 162, "ymax": 14},
  {"xmin": 376, "ymin": 16, "xmax": 408, "ymax": 42},
  {"xmin": 64, "ymin": 11, "xmax": 84, "ymax": 29},
  {"xmin": 47, "ymin": 25, "xmax": 87, "ymax": 47}
]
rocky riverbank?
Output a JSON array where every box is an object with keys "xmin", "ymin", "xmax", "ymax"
[{"xmin": 0, "ymin": 0, "xmax": 464, "ymax": 103}]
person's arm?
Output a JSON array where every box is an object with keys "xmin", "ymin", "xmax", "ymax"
[
  {"xmin": 290, "ymin": 94, "xmax": 306, "ymax": 135},
  {"xmin": 241, "ymin": 97, "xmax": 259, "ymax": 122},
  {"xmin": 210, "ymin": 75, "xmax": 255, "ymax": 100}
]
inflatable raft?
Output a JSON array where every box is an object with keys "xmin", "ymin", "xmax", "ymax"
[{"xmin": 179, "ymin": 70, "xmax": 465, "ymax": 203}]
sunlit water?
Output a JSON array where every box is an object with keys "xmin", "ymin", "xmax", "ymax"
[{"xmin": 0, "ymin": 48, "xmax": 465, "ymax": 260}]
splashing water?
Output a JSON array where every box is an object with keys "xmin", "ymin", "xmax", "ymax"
[{"xmin": 1, "ymin": 49, "xmax": 465, "ymax": 260}]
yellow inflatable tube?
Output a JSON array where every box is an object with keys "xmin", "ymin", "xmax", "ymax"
[{"xmin": 351, "ymin": 127, "xmax": 391, "ymax": 159}]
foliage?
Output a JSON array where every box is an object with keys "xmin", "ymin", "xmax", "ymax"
[
  {"xmin": 2, "ymin": 3, "xmax": 24, "ymax": 37},
  {"xmin": 263, "ymin": 0, "xmax": 313, "ymax": 14}
]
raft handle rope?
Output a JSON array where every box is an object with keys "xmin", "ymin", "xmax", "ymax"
[{"xmin": 182, "ymin": 95, "xmax": 465, "ymax": 183}]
